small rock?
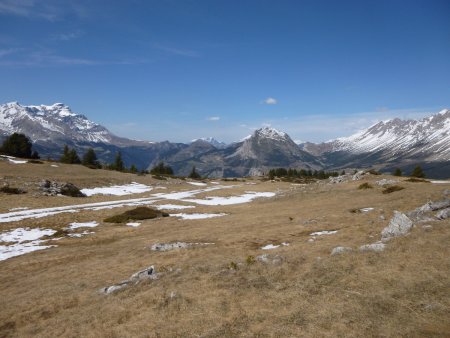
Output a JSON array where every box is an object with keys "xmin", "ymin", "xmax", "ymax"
[
  {"xmin": 331, "ymin": 246, "xmax": 353, "ymax": 255},
  {"xmin": 429, "ymin": 199, "xmax": 450, "ymax": 211},
  {"xmin": 352, "ymin": 171, "xmax": 367, "ymax": 181},
  {"xmin": 381, "ymin": 211, "xmax": 413, "ymax": 242},
  {"xmin": 256, "ymin": 254, "xmax": 284, "ymax": 265},
  {"xmin": 436, "ymin": 208, "xmax": 450, "ymax": 220},
  {"xmin": 376, "ymin": 179, "xmax": 398, "ymax": 186},
  {"xmin": 359, "ymin": 242, "xmax": 386, "ymax": 252},
  {"xmin": 422, "ymin": 225, "xmax": 433, "ymax": 231}
]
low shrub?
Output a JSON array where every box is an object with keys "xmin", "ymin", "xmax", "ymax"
[
  {"xmin": 152, "ymin": 175, "xmax": 167, "ymax": 181},
  {"xmin": 0, "ymin": 186, "xmax": 26, "ymax": 194},
  {"xmin": 104, "ymin": 207, "xmax": 169, "ymax": 223},
  {"xmin": 246, "ymin": 255, "xmax": 256, "ymax": 265},
  {"xmin": 358, "ymin": 183, "xmax": 373, "ymax": 190},
  {"xmin": 382, "ymin": 185, "xmax": 405, "ymax": 194},
  {"xmin": 404, "ymin": 178, "xmax": 429, "ymax": 183},
  {"xmin": 349, "ymin": 208, "xmax": 362, "ymax": 213},
  {"xmin": 28, "ymin": 160, "xmax": 43, "ymax": 164},
  {"xmin": 368, "ymin": 169, "xmax": 381, "ymax": 175},
  {"xmin": 60, "ymin": 183, "xmax": 86, "ymax": 197}
]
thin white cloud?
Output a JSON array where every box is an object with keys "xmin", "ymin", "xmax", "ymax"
[
  {"xmin": 51, "ymin": 30, "xmax": 83, "ymax": 41},
  {"xmin": 0, "ymin": 48, "xmax": 20, "ymax": 58},
  {"xmin": 0, "ymin": 0, "xmax": 88, "ymax": 21},
  {"xmin": 153, "ymin": 44, "xmax": 199, "ymax": 58},
  {"xmin": 207, "ymin": 116, "xmax": 220, "ymax": 121},
  {"xmin": 262, "ymin": 97, "xmax": 277, "ymax": 105}
]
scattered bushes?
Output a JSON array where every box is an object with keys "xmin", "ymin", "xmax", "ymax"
[
  {"xmin": 382, "ymin": 185, "xmax": 405, "ymax": 194},
  {"xmin": 267, "ymin": 168, "xmax": 339, "ymax": 180},
  {"xmin": 150, "ymin": 161, "xmax": 173, "ymax": 175},
  {"xmin": 0, "ymin": 186, "xmax": 26, "ymax": 194},
  {"xmin": 368, "ymin": 169, "xmax": 381, "ymax": 175},
  {"xmin": 104, "ymin": 207, "xmax": 169, "ymax": 223},
  {"xmin": 358, "ymin": 183, "xmax": 373, "ymax": 190}
]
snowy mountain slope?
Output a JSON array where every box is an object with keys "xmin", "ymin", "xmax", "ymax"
[
  {"xmin": 329, "ymin": 109, "xmax": 450, "ymax": 161},
  {"xmin": 0, "ymin": 102, "xmax": 117, "ymax": 144},
  {"xmin": 191, "ymin": 137, "xmax": 227, "ymax": 149}
]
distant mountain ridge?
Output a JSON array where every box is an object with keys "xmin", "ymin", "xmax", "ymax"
[{"xmin": 1, "ymin": 102, "xmax": 449, "ymax": 178}]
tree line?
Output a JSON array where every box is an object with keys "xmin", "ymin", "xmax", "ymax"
[{"xmin": 267, "ymin": 167, "xmax": 341, "ymax": 180}]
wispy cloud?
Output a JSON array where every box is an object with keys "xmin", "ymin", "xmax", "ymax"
[
  {"xmin": 0, "ymin": 48, "xmax": 20, "ymax": 58},
  {"xmin": 0, "ymin": 0, "xmax": 88, "ymax": 21},
  {"xmin": 153, "ymin": 44, "xmax": 199, "ymax": 58},
  {"xmin": 262, "ymin": 97, "xmax": 277, "ymax": 105},
  {"xmin": 51, "ymin": 30, "xmax": 83, "ymax": 41},
  {"xmin": 207, "ymin": 116, "xmax": 220, "ymax": 121}
]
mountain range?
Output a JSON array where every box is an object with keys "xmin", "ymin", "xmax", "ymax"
[{"xmin": 1, "ymin": 102, "xmax": 449, "ymax": 178}]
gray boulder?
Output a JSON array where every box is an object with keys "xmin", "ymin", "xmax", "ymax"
[
  {"xmin": 376, "ymin": 179, "xmax": 398, "ymax": 186},
  {"xmin": 381, "ymin": 211, "xmax": 413, "ymax": 241},
  {"xmin": 101, "ymin": 265, "xmax": 157, "ymax": 295},
  {"xmin": 359, "ymin": 242, "xmax": 386, "ymax": 252},
  {"xmin": 256, "ymin": 254, "xmax": 284, "ymax": 265},
  {"xmin": 436, "ymin": 208, "xmax": 450, "ymax": 220},
  {"xmin": 331, "ymin": 246, "xmax": 353, "ymax": 255}
]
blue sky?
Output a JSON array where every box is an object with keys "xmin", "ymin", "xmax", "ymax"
[{"xmin": 0, "ymin": 0, "xmax": 449, "ymax": 143}]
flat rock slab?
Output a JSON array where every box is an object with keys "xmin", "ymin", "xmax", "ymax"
[
  {"xmin": 359, "ymin": 242, "xmax": 386, "ymax": 252},
  {"xmin": 331, "ymin": 246, "xmax": 353, "ymax": 255},
  {"xmin": 101, "ymin": 265, "xmax": 158, "ymax": 295},
  {"xmin": 150, "ymin": 242, "xmax": 213, "ymax": 251},
  {"xmin": 256, "ymin": 254, "xmax": 284, "ymax": 265},
  {"xmin": 381, "ymin": 211, "xmax": 413, "ymax": 242},
  {"xmin": 436, "ymin": 208, "xmax": 450, "ymax": 220}
]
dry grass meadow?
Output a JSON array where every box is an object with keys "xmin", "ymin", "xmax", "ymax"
[{"xmin": 0, "ymin": 159, "xmax": 449, "ymax": 337}]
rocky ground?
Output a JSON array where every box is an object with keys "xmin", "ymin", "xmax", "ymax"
[{"xmin": 0, "ymin": 157, "xmax": 449, "ymax": 337}]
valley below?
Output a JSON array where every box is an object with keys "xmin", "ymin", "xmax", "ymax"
[{"xmin": 0, "ymin": 158, "xmax": 449, "ymax": 337}]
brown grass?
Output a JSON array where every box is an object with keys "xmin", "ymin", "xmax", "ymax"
[
  {"xmin": 405, "ymin": 178, "xmax": 430, "ymax": 183},
  {"xmin": 0, "ymin": 160, "xmax": 449, "ymax": 337}
]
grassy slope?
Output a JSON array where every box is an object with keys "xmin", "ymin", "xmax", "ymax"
[{"xmin": 0, "ymin": 159, "xmax": 449, "ymax": 337}]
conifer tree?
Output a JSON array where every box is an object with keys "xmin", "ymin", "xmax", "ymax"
[
  {"xmin": 0, "ymin": 133, "xmax": 33, "ymax": 158},
  {"xmin": 393, "ymin": 168, "xmax": 402, "ymax": 176},
  {"xmin": 82, "ymin": 148, "xmax": 99, "ymax": 167},
  {"xmin": 189, "ymin": 165, "xmax": 201, "ymax": 179},
  {"xmin": 113, "ymin": 151, "xmax": 124, "ymax": 171},
  {"xmin": 411, "ymin": 165, "xmax": 425, "ymax": 178}
]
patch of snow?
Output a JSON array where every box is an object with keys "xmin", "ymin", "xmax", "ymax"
[
  {"xmin": 0, "ymin": 227, "xmax": 56, "ymax": 243},
  {"xmin": 154, "ymin": 204, "xmax": 195, "ymax": 210},
  {"xmin": 187, "ymin": 182, "xmax": 207, "ymax": 186},
  {"xmin": 126, "ymin": 222, "xmax": 141, "ymax": 227},
  {"xmin": 68, "ymin": 230, "xmax": 94, "ymax": 238},
  {"xmin": 81, "ymin": 182, "xmax": 152, "ymax": 196},
  {"xmin": 310, "ymin": 230, "xmax": 337, "ymax": 236},
  {"xmin": 8, "ymin": 158, "xmax": 27, "ymax": 164},
  {"xmin": 431, "ymin": 180, "xmax": 450, "ymax": 184},
  {"xmin": 68, "ymin": 221, "xmax": 98, "ymax": 230},
  {"xmin": 0, "ymin": 240, "xmax": 56, "ymax": 261},
  {"xmin": 51, "ymin": 164, "xmax": 59, "ymax": 168},
  {"xmin": 261, "ymin": 242, "xmax": 289, "ymax": 250},
  {"xmin": 9, "ymin": 207, "xmax": 28, "ymax": 211},
  {"xmin": 360, "ymin": 208, "xmax": 375, "ymax": 212},
  {"xmin": 170, "ymin": 213, "xmax": 227, "ymax": 220},
  {"xmin": 183, "ymin": 191, "xmax": 275, "ymax": 206}
]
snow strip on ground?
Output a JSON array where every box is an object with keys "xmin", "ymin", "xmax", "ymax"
[
  {"xmin": 0, "ymin": 227, "xmax": 56, "ymax": 243},
  {"xmin": 261, "ymin": 242, "xmax": 289, "ymax": 250},
  {"xmin": 310, "ymin": 230, "xmax": 338, "ymax": 236},
  {"xmin": 170, "ymin": 213, "xmax": 227, "ymax": 220},
  {"xmin": 183, "ymin": 192, "xmax": 276, "ymax": 206},
  {"xmin": 431, "ymin": 180, "xmax": 450, "ymax": 184},
  {"xmin": 0, "ymin": 241, "xmax": 56, "ymax": 261},
  {"xmin": 68, "ymin": 221, "xmax": 98, "ymax": 230},
  {"xmin": 153, "ymin": 204, "xmax": 195, "ymax": 210},
  {"xmin": 187, "ymin": 182, "xmax": 207, "ymax": 186},
  {"xmin": 126, "ymin": 222, "xmax": 141, "ymax": 227},
  {"xmin": 81, "ymin": 182, "xmax": 153, "ymax": 196},
  {"xmin": 0, "ymin": 185, "xmax": 275, "ymax": 223}
]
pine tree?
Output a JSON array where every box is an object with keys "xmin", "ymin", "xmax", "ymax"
[
  {"xmin": 411, "ymin": 165, "xmax": 425, "ymax": 178},
  {"xmin": 60, "ymin": 145, "xmax": 70, "ymax": 163},
  {"xmin": 130, "ymin": 164, "xmax": 137, "ymax": 173},
  {"xmin": 82, "ymin": 148, "xmax": 99, "ymax": 167},
  {"xmin": 393, "ymin": 168, "xmax": 402, "ymax": 176},
  {"xmin": 189, "ymin": 165, "xmax": 201, "ymax": 179},
  {"xmin": 113, "ymin": 152, "xmax": 124, "ymax": 171},
  {"xmin": 69, "ymin": 149, "xmax": 81, "ymax": 164},
  {"xmin": 0, "ymin": 133, "xmax": 33, "ymax": 158}
]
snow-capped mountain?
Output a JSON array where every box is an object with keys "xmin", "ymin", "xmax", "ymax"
[
  {"xmin": 0, "ymin": 102, "xmax": 118, "ymax": 144},
  {"xmin": 191, "ymin": 137, "xmax": 227, "ymax": 149},
  {"xmin": 325, "ymin": 109, "xmax": 450, "ymax": 161},
  {"xmin": 300, "ymin": 109, "xmax": 450, "ymax": 177}
]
